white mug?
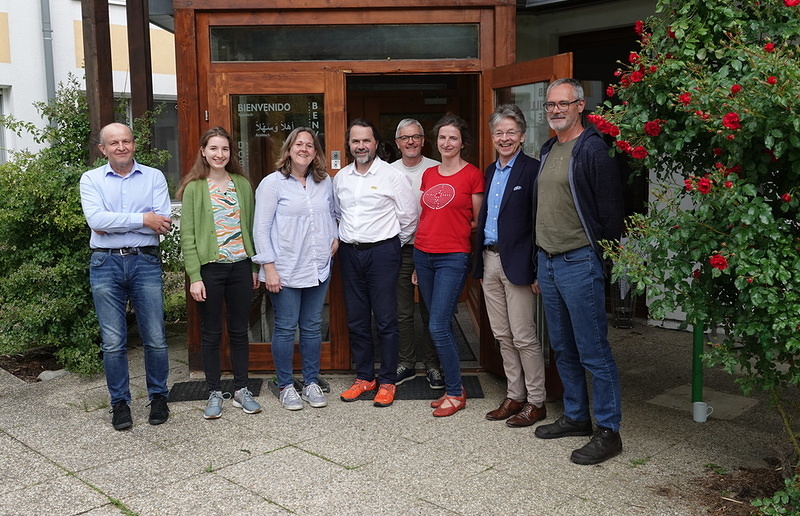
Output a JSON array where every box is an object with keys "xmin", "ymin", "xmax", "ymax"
[{"xmin": 692, "ymin": 401, "xmax": 714, "ymax": 423}]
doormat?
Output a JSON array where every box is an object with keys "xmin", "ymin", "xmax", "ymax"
[
  {"xmin": 167, "ymin": 378, "xmax": 263, "ymax": 402},
  {"xmin": 351, "ymin": 375, "xmax": 483, "ymax": 401}
]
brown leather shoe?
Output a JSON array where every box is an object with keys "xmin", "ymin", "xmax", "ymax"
[
  {"xmin": 485, "ymin": 398, "xmax": 524, "ymax": 421},
  {"xmin": 506, "ymin": 403, "xmax": 547, "ymax": 427}
]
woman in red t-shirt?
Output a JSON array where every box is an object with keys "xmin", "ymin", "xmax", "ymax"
[{"xmin": 413, "ymin": 114, "xmax": 484, "ymax": 417}]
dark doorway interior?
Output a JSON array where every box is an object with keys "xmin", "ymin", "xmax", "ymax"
[
  {"xmin": 346, "ymin": 74, "xmax": 480, "ymax": 163},
  {"xmin": 344, "ymin": 73, "xmax": 483, "ymax": 368}
]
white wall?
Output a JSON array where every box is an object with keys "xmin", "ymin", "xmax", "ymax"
[
  {"xmin": 0, "ymin": 0, "xmax": 176, "ymax": 157},
  {"xmin": 517, "ymin": 0, "xmax": 658, "ymax": 60}
]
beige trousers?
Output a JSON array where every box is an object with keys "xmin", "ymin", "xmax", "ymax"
[{"xmin": 481, "ymin": 250, "xmax": 546, "ymax": 404}]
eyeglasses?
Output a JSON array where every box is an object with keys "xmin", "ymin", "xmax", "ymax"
[
  {"xmin": 491, "ymin": 130, "xmax": 520, "ymax": 139},
  {"xmin": 543, "ymin": 99, "xmax": 581, "ymax": 112},
  {"xmin": 396, "ymin": 134, "xmax": 423, "ymax": 143}
]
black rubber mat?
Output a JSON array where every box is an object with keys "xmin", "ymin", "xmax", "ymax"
[
  {"xmin": 352, "ymin": 375, "xmax": 483, "ymax": 401},
  {"xmin": 168, "ymin": 378, "xmax": 263, "ymax": 402}
]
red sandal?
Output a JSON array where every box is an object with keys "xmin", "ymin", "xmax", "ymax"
[{"xmin": 432, "ymin": 388, "xmax": 466, "ymax": 417}]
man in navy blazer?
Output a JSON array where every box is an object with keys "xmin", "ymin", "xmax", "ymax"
[{"xmin": 474, "ymin": 104, "xmax": 547, "ymax": 428}]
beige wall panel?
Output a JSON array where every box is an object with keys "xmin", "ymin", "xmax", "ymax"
[{"xmin": 74, "ymin": 21, "xmax": 175, "ymax": 75}]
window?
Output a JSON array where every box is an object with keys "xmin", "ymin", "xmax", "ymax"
[{"xmin": 211, "ymin": 24, "xmax": 479, "ymax": 62}]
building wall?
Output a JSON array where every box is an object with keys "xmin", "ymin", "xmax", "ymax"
[
  {"xmin": 517, "ymin": 0, "xmax": 657, "ymax": 60},
  {"xmin": 0, "ymin": 0, "xmax": 176, "ymax": 159}
]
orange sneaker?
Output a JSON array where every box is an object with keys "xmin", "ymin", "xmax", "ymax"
[
  {"xmin": 340, "ymin": 379, "xmax": 377, "ymax": 402},
  {"xmin": 432, "ymin": 388, "xmax": 466, "ymax": 417},
  {"xmin": 373, "ymin": 384, "xmax": 396, "ymax": 407}
]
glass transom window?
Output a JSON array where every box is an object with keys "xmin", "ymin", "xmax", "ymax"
[{"xmin": 211, "ymin": 24, "xmax": 479, "ymax": 62}]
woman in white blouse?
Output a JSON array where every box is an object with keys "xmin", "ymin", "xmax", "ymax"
[{"xmin": 253, "ymin": 128, "xmax": 338, "ymax": 410}]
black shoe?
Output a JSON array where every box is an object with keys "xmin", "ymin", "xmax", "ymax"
[
  {"xmin": 570, "ymin": 427, "xmax": 623, "ymax": 465},
  {"xmin": 110, "ymin": 401, "xmax": 132, "ymax": 431},
  {"xmin": 534, "ymin": 414, "xmax": 593, "ymax": 439},
  {"xmin": 148, "ymin": 394, "xmax": 169, "ymax": 425}
]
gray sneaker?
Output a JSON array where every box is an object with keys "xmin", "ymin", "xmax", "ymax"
[
  {"xmin": 279, "ymin": 385, "xmax": 303, "ymax": 411},
  {"xmin": 232, "ymin": 387, "xmax": 262, "ymax": 414},
  {"xmin": 204, "ymin": 391, "xmax": 230, "ymax": 420},
  {"xmin": 301, "ymin": 383, "xmax": 328, "ymax": 408}
]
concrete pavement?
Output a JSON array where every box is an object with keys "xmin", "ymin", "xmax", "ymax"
[{"xmin": 0, "ymin": 321, "xmax": 785, "ymax": 515}]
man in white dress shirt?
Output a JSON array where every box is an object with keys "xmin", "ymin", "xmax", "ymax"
[{"xmin": 334, "ymin": 118, "xmax": 418, "ymax": 408}]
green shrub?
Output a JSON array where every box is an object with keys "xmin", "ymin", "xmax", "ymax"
[
  {"xmin": 752, "ymin": 473, "xmax": 800, "ymax": 515},
  {"xmin": 0, "ymin": 75, "xmax": 180, "ymax": 375}
]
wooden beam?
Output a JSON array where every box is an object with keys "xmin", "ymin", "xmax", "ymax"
[
  {"xmin": 126, "ymin": 0, "xmax": 154, "ymax": 139},
  {"xmin": 81, "ymin": 0, "xmax": 114, "ymax": 162}
]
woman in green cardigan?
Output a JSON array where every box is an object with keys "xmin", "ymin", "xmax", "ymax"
[{"xmin": 177, "ymin": 127, "xmax": 261, "ymax": 419}]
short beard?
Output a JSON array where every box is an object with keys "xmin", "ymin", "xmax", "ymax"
[{"xmin": 355, "ymin": 152, "xmax": 375, "ymax": 165}]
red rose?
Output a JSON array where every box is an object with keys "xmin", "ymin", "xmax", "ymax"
[
  {"xmin": 667, "ymin": 27, "xmax": 676, "ymax": 39},
  {"xmin": 724, "ymin": 181, "xmax": 733, "ymax": 188},
  {"xmin": 684, "ymin": 178, "xmax": 694, "ymax": 191},
  {"xmin": 785, "ymin": 0, "xmax": 800, "ymax": 6},
  {"xmin": 692, "ymin": 269, "xmax": 701, "ymax": 279},
  {"xmin": 620, "ymin": 75, "xmax": 631, "ymax": 87},
  {"xmin": 722, "ymin": 112, "xmax": 741, "ymax": 130},
  {"xmin": 616, "ymin": 140, "xmax": 632, "ymax": 154},
  {"xmin": 725, "ymin": 165, "xmax": 741, "ymax": 176},
  {"xmin": 767, "ymin": 76, "xmax": 777, "ymax": 85},
  {"xmin": 782, "ymin": 193, "xmax": 792, "ymax": 202},
  {"xmin": 634, "ymin": 20, "xmax": 644, "ymax": 35},
  {"xmin": 727, "ymin": 134, "xmax": 735, "ymax": 141},
  {"xmin": 606, "ymin": 85, "xmax": 615, "ymax": 97},
  {"xmin": 764, "ymin": 42, "xmax": 775, "ymax": 52},
  {"xmin": 697, "ymin": 177, "xmax": 712, "ymax": 194},
  {"xmin": 629, "ymin": 52, "xmax": 640, "ymax": 64},
  {"xmin": 730, "ymin": 84, "xmax": 742, "ymax": 95},
  {"xmin": 643, "ymin": 120, "xmax": 662, "ymax": 136},
  {"xmin": 649, "ymin": 65, "xmax": 658, "ymax": 73},
  {"xmin": 765, "ymin": 149, "xmax": 778, "ymax": 162},
  {"xmin": 631, "ymin": 146, "xmax": 648, "ymax": 159},
  {"xmin": 713, "ymin": 147, "xmax": 723, "ymax": 156},
  {"xmin": 747, "ymin": 278, "xmax": 753, "ymax": 283},
  {"xmin": 709, "ymin": 254, "xmax": 729, "ymax": 271},
  {"xmin": 630, "ymin": 71, "xmax": 645, "ymax": 82},
  {"xmin": 608, "ymin": 125, "xmax": 620, "ymax": 137}
]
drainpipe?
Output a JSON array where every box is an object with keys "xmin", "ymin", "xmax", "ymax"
[{"xmin": 40, "ymin": 0, "xmax": 57, "ymax": 108}]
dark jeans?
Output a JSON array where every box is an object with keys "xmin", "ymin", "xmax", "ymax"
[
  {"xmin": 338, "ymin": 237, "xmax": 401, "ymax": 385},
  {"xmin": 537, "ymin": 246, "xmax": 622, "ymax": 431},
  {"xmin": 413, "ymin": 249, "xmax": 470, "ymax": 396},
  {"xmin": 198, "ymin": 259, "xmax": 253, "ymax": 392}
]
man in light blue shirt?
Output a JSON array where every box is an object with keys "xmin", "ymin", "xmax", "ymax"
[{"xmin": 79, "ymin": 122, "xmax": 172, "ymax": 431}]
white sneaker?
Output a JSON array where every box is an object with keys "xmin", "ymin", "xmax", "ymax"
[
  {"xmin": 301, "ymin": 383, "xmax": 328, "ymax": 408},
  {"xmin": 279, "ymin": 385, "xmax": 303, "ymax": 411}
]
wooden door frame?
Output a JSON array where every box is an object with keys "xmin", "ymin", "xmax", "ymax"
[{"xmin": 174, "ymin": 1, "xmax": 517, "ymax": 375}]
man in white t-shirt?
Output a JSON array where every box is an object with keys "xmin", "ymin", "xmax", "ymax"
[{"xmin": 390, "ymin": 119, "xmax": 443, "ymax": 389}]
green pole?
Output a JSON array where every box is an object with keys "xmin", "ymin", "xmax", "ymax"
[{"xmin": 692, "ymin": 322, "xmax": 704, "ymax": 403}]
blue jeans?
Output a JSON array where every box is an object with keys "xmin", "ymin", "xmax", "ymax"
[
  {"xmin": 537, "ymin": 246, "xmax": 621, "ymax": 431},
  {"xmin": 413, "ymin": 249, "xmax": 469, "ymax": 396},
  {"xmin": 198, "ymin": 259, "xmax": 253, "ymax": 392},
  {"xmin": 89, "ymin": 251, "xmax": 169, "ymax": 405},
  {"xmin": 338, "ymin": 237, "xmax": 401, "ymax": 385},
  {"xmin": 269, "ymin": 276, "xmax": 331, "ymax": 389}
]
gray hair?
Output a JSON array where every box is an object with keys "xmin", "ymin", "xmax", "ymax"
[
  {"xmin": 488, "ymin": 104, "xmax": 527, "ymax": 135},
  {"xmin": 547, "ymin": 78, "xmax": 584, "ymax": 101},
  {"xmin": 395, "ymin": 118, "xmax": 424, "ymax": 138}
]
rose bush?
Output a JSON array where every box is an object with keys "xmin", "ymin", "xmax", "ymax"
[{"xmin": 592, "ymin": 0, "xmax": 800, "ymax": 467}]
